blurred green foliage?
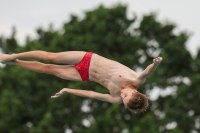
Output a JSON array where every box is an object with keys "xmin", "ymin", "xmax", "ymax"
[{"xmin": 0, "ymin": 4, "xmax": 199, "ymax": 133}]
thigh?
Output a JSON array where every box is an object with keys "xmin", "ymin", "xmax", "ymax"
[
  {"xmin": 48, "ymin": 64, "xmax": 82, "ymax": 81},
  {"xmin": 48, "ymin": 51, "xmax": 87, "ymax": 65}
]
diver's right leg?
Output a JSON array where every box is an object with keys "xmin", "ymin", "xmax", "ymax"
[{"xmin": 4, "ymin": 59, "xmax": 82, "ymax": 81}]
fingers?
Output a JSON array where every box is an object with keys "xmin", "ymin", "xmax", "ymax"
[
  {"xmin": 51, "ymin": 89, "xmax": 66, "ymax": 98},
  {"xmin": 153, "ymin": 57, "xmax": 163, "ymax": 63},
  {"xmin": 51, "ymin": 96, "xmax": 57, "ymax": 98},
  {"xmin": 51, "ymin": 92, "xmax": 61, "ymax": 98}
]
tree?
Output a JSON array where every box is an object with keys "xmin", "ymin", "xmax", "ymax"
[{"xmin": 0, "ymin": 4, "xmax": 197, "ymax": 133}]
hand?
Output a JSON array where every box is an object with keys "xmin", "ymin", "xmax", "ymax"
[
  {"xmin": 153, "ymin": 57, "xmax": 163, "ymax": 65},
  {"xmin": 51, "ymin": 88, "xmax": 67, "ymax": 98}
]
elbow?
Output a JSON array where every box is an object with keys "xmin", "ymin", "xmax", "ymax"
[{"xmin": 144, "ymin": 69, "xmax": 150, "ymax": 75}]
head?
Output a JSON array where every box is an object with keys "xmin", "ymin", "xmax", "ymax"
[{"xmin": 120, "ymin": 88, "xmax": 149, "ymax": 114}]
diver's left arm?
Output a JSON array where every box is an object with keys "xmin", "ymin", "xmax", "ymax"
[{"xmin": 137, "ymin": 57, "xmax": 163, "ymax": 80}]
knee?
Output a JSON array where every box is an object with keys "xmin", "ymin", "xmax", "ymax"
[
  {"xmin": 42, "ymin": 64, "xmax": 57, "ymax": 75},
  {"xmin": 43, "ymin": 52, "xmax": 58, "ymax": 62}
]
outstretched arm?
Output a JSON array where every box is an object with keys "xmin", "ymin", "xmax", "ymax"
[
  {"xmin": 137, "ymin": 57, "xmax": 163, "ymax": 80},
  {"xmin": 51, "ymin": 88, "xmax": 122, "ymax": 104}
]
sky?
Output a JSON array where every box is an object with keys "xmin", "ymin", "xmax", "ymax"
[{"xmin": 0, "ymin": 0, "xmax": 200, "ymax": 56}]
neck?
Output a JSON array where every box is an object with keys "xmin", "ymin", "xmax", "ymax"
[{"xmin": 123, "ymin": 84, "xmax": 137, "ymax": 90}]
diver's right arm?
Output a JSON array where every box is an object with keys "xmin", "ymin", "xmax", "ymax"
[{"xmin": 51, "ymin": 88, "xmax": 122, "ymax": 104}]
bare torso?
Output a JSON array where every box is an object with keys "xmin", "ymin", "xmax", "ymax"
[{"xmin": 89, "ymin": 54, "xmax": 145, "ymax": 97}]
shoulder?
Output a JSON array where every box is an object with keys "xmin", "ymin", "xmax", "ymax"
[{"xmin": 130, "ymin": 76, "xmax": 146, "ymax": 87}]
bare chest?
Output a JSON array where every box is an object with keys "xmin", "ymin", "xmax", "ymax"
[
  {"xmin": 90, "ymin": 70, "xmax": 140, "ymax": 97},
  {"xmin": 88, "ymin": 54, "xmax": 141, "ymax": 95}
]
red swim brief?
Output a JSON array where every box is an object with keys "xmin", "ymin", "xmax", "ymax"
[{"xmin": 75, "ymin": 52, "xmax": 93, "ymax": 81}]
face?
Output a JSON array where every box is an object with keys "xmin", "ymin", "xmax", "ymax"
[{"xmin": 120, "ymin": 88, "xmax": 138, "ymax": 105}]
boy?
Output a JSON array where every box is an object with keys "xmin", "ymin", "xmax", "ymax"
[{"xmin": 0, "ymin": 51, "xmax": 162, "ymax": 113}]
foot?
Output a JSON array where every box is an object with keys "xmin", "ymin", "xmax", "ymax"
[
  {"xmin": 0, "ymin": 54, "xmax": 15, "ymax": 64},
  {"xmin": 153, "ymin": 57, "xmax": 163, "ymax": 65}
]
